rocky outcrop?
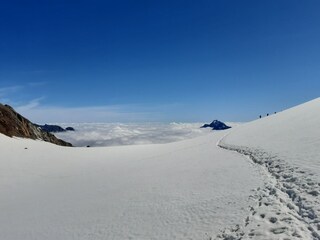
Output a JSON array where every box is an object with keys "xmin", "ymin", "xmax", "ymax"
[
  {"xmin": 0, "ymin": 104, "xmax": 72, "ymax": 147},
  {"xmin": 201, "ymin": 120, "xmax": 231, "ymax": 130}
]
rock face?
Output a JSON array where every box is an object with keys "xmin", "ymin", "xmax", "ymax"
[
  {"xmin": 65, "ymin": 127, "xmax": 75, "ymax": 131},
  {"xmin": 0, "ymin": 104, "xmax": 72, "ymax": 147},
  {"xmin": 201, "ymin": 120, "xmax": 231, "ymax": 130}
]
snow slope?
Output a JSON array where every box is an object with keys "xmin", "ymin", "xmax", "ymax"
[
  {"xmin": 1, "ymin": 98, "xmax": 319, "ymax": 240},
  {"xmin": 219, "ymin": 98, "xmax": 320, "ymax": 239},
  {"xmin": 0, "ymin": 130, "xmax": 262, "ymax": 240}
]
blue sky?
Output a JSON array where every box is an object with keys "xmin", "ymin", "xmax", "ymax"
[{"xmin": 1, "ymin": 0, "xmax": 319, "ymax": 123}]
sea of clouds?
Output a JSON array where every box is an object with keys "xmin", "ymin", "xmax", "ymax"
[{"xmin": 54, "ymin": 122, "xmax": 212, "ymax": 147}]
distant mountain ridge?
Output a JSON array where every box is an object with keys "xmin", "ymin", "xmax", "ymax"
[
  {"xmin": 0, "ymin": 104, "xmax": 72, "ymax": 147},
  {"xmin": 35, "ymin": 124, "xmax": 75, "ymax": 133}
]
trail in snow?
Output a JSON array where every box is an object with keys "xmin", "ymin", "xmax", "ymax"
[
  {"xmin": 1, "ymin": 98, "xmax": 319, "ymax": 240},
  {"xmin": 217, "ymin": 141, "xmax": 320, "ymax": 240},
  {"xmin": 214, "ymin": 98, "xmax": 320, "ymax": 240}
]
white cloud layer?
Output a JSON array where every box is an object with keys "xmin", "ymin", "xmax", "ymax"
[{"xmin": 54, "ymin": 123, "xmax": 211, "ymax": 147}]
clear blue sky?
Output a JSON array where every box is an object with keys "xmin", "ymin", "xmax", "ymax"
[{"xmin": 0, "ymin": 0, "xmax": 319, "ymax": 123}]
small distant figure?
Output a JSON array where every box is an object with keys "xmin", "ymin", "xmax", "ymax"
[
  {"xmin": 274, "ymin": 112, "xmax": 277, "ymax": 114},
  {"xmin": 86, "ymin": 145, "xmax": 90, "ymax": 148},
  {"xmin": 267, "ymin": 113, "xmax": 269, "ymax": 116},
  {"xmin": 259, "ymin": 115, "xmax": 262, "ymax": 119},
  {"xmin": 24, "ymin": 147, "xmax": 28, "ymax": 150}
]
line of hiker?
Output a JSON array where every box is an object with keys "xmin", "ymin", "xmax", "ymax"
[{"xmin": 259, "ymin": 112, "xmax": 277, "ymax": 119}]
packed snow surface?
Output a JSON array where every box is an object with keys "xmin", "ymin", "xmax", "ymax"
[
  {"xmin": 0, "ymin": 129, "xmax": 262, "ymax": 240},
  {"xmin": 219, "ymin": 98, "xmax": 320, "ymax": 239},
  {"xmin": 1, "ymin": 98, "xmax": 319, "ymax": 240}
]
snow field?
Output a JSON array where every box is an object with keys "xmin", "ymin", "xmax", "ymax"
[
  {"xmin": 0, "ymin": 130, "xmax": 263, "ymax": 240},
  {"xmin": 1, "ymin": 98, "xmax": 319, "ymax": 239}
]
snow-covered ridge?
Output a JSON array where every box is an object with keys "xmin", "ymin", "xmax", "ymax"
[{"xmin": 217, "ymin": 98, "xmax": 320, "ymax": 239}]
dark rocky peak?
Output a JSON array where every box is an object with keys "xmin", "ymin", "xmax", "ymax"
[
  {"xmin": 0, "ymin": 103, "xmax": 72, "ymax": 147},
  {"xmin": 65, "ymin": 127, "xmax": 75, "ymax": 131},
  {"xmin": 201, "ymin": 120, "xmax": 231, "ymax": 130}
]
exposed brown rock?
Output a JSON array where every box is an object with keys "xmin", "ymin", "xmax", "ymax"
[{"xmin": 0, "ymin": 104, "xmax": 72, "ymax": 147}]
